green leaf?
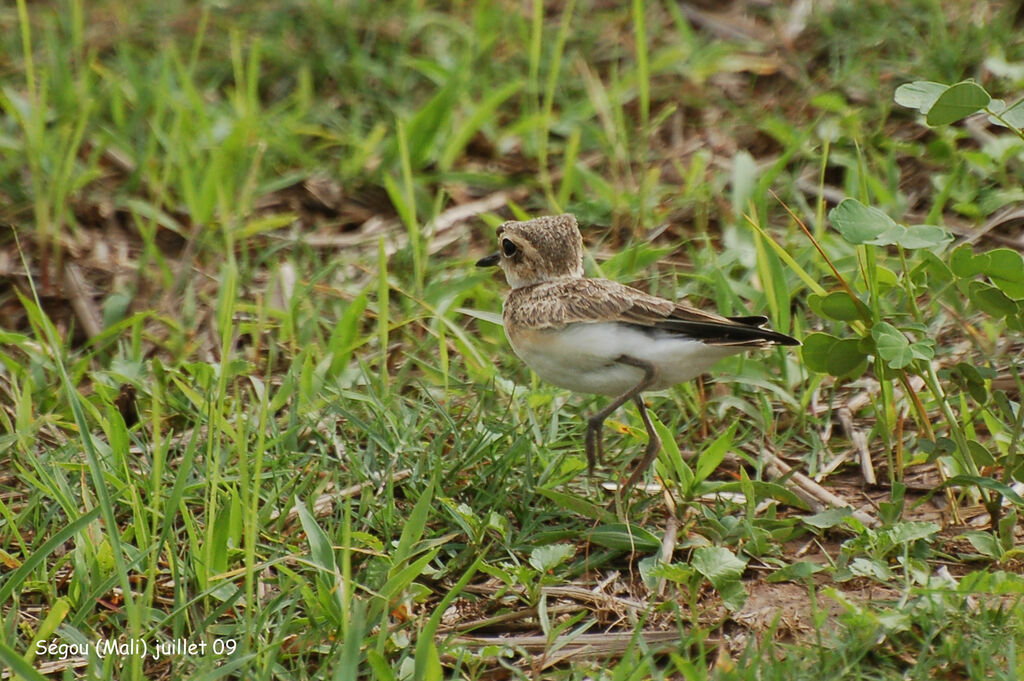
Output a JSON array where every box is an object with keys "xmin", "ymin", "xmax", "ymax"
[
  {"xmin": 967, "ymin": 441, "xmax": 997, "ymax": 467},
  {"xmin": 392, "ymin": 482, "xmax": 435, "ymax": 569},
  {"xmin": 716, "ymin": 580, "xmax": 748, "ymax": 612},
  {"xmin": 731, "ymin": 150, "xmax": 759, "ymax": 218},
  {"xmin": 888, "ymin": 521, "xmax": 940, "ymax": 545},
  {"xmin": 915, "ymin": 250, "xmax": 954, "ymax": 285},
  {"xmin": 692, "ymin": 546, "xmax": 747, "ymax": 582},
  {"xmin": 379, "ymin": 550, "xmax": 438, "ymax": 605},
  {"xmin": 653, "ymin": 414, "xmax": 693, "ymax": 491},
  {"xmin": 958, "ymin": 570, "xmax": 1024, "ymax": 594},
  {"xmin": 963, "ymin": 530, "xmax": 1003, "ymax": 558},
  {"xmin": 216, "ymin": 260, "xmax": 238, "ymax": 342},
  {"xmin": 404, "ymin": 75, "xmax": 460, "ymax": 169},
  {"xmin": 0, "ymin": 640, "xmax": 50, "ymax": 681},
  {"xmin": 802, "ymin": 507, "xmax": 854, "ymax": 529},
  {"xmin": 986, "ymin": 249, "xmax": 1024, "ymax": 299},
  {"xmin": 829, "ymin": 198, "xmax": 951, "ymax": 249},
  {"xmin": 950, "ymin": 244, "xmax": 982, "ymax": 277},
  {"xmin": 753, "ymin": 226, "xmax": 791, "ymax": 333},
  {"xmin": 242, "ymin": 213, "xmax": 298, "ymax": 238},
  {"xmin": 692, "ymin": 546, "xmax": 748, "ymax": 611},
  {"xmin": 414, "ymin": 554, "xmax": 482, "ymax": 681},
  {"xmin": 529, "ymin": 544, "xmax": 575, "ymax": 572},
  {"xmin": 329, "ymin": 290, "xmax": 369, "ymax": 376},
  {"xmin": 951, "ymin": 247, "xmax": 1024, "ymax": 300},
  {"xmin": 458, "ymin": 307, "xmax": 504, "ymax": 326},
  {"xmin": 969, "ymin": 281, "xmax": 1019, "ymax": 318},
  {"xmin": 894, "ymin": 80, "xmax": 948, "ymax": 113},
  {"xmin": 367, "ymin": 650, "xmax": 397, "ymax": 681},
  {"xmin": 944, "ymin": 476, "xmax": 1024, "ymax": 506},
  {"xmin": 439, "ymin": 79, "xmax": 522, "ymax": 170},
  {"xmin": 297, "ymin": 502, "xmax": 335, "ymax": 572},
  {"xmin": 908, "ymin": 339, "xmax": 936, "ymax": 363},
  {"xmin": 994, "ymin": 391, "xmax": 1018, "ymax": 427},
  {"xmin": 352, "ymin": 531, "xmax": 384, "ymax": 554},
  {"xmin": 650, "ymin": 561, "xmax": 696, "ymax": 585},
  {"xmin": 999, "ymin": 510, "xmax": 1018, "ymax": 552},
  {"xmin": 808, "ymin": 291, "xmax": 870, "ymax": 322},
  {"xmin": 0, "ymin": 507, "xmax": 101, "ymax": 604},
  {"xmin": 27, "ymin": 597, "xmax": 71, "ymax": 664},
  {"xmin": 586, "ymin": 524, "xmax": 661, "ymax": 552},
  {"xmin": 874, "ymin": 265, "xmax": 900, "ymax": 289},
  {"xmin": 872, "ymin": 322, "xmax": 931, "ymax": 369},
  {"xmin": 801, "ymin": 333, "xmax": 869, "ymax": 379},
  {"xmin": 536, "ymin": 488, "xmax": 616, "ymax": 523},
  {"xmin": 600, "ymin": 243, "xmax": 676, "ymax": 280},
  {"xmin": 104, "ymin": 402, "xmax": 130, "ymax": 460},
  {"xmin": 829, "ymin": 198, "xmax": 897, "ymax": 245},
  {"xmin": 693, "ymin": 422, "xmax": 736, "ymax": 485},
  {"xmin": 849, "ymin": 557, "xmax": 893, "ymax": 581},
  {"xmin": 826, "ymin": 339, "xmax": 872, "ymax": 378},
  {"xmin": 767, "ymin": 561, "xmax": 826, "ymax": 582},
  {"xmin": 418, "ymin": 640, "xmax": 443, "ymax": 681},
  {"xmin": 926, "ymin": 81, "xmax": 991, "ymax": 126},
  {"xmin": 948, "ymin": 362, "xmax": 991, "ymax": 403},
  {"xmin": 798, "ymin": 333, "xmax": 833, "ymax": 374},
  {"xmin": 383, "ymin": 171, "xmax": 415, "ymax": 235},
  {"xmin": 715, "ymin": 480, "xmax": 809, "ymax": 509},
  {"xmin": 993, "ymin": 97, "xmax": 1024, "ymax": 130},
  {"xmin": 875, "ymin": 223, "xmax": 952, "ymax": 249}
]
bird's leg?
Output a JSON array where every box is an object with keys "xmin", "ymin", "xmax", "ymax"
[
  {"xmin": 619, "ymin": 394, "xmax": 663, "ymax": 496},
  {"xmin": 585, "ymin": 355, "xmax": 658, "ymax": 476}
]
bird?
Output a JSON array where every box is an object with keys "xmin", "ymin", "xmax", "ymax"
[{"xmin": 476, "ymin": 213, "xmax": 799, "ymax": 495}]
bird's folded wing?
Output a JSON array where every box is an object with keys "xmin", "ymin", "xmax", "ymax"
[{"xmin": 507, "ymin": 278, "xmax": 797, "ymax": 346}]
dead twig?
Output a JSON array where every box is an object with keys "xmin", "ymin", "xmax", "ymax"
[
  {"xmin": 837, "ymin": 407, "xmax": 876, "ymax": 485},
  {"xmin": 444, "ymin": 630, "xmax": 687, "ymax": 666},
  {"xmin": 762, "ymin": 448, "xmax": 880, "ymax": 528},
  {"xmin": 62, "ymin": 261, "xmax": 103, "ymax": 339},
  {"xmin": 269, "ymin": 469, "xmax": 413, "ymax": 522}
]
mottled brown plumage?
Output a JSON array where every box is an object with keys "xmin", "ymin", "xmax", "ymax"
[
  {"xmin": 477, "ymin": 213, "xmax": 799, "ymax": 497},
  {"xmin": 504, "ymin": 277, "xmax": 797, "ymax": 347}
]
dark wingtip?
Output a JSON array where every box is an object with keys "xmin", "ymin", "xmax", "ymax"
[
  {"xmin": 728, "ymin": 315, "xmax": 770, "ymax": 326},
  {"xmin": 654, "ymin": 318, "xmax": 800, "ymax": 347},
  {"xmin": 728, "ymin": 315, "xmax": 799, "ymax": 346},
  {"xmin": 755, "ymin": 327, "xmax": 801, "ymax": 347}
]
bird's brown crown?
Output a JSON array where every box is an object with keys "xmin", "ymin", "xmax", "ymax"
[{"xmin": 490, "ymin": 214, "xmax": 584, "ymax": 288}]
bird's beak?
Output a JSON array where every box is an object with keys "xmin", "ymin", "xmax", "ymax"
[{"xmin": 476, "ymin": 253, "xmax": 500, "ymax": 267}]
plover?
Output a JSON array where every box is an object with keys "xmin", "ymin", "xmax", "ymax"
[{"xmin": 477, "ymin": 213, "xmax": 799, "ymax": 494}]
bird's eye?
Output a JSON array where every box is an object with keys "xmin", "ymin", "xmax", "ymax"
[{"xmin": 501, "ymin": 238, "xmax": 518, "ymax": 257}]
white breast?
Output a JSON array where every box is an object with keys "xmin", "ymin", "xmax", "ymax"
[{"xmin": 507, "ymin": 321, "xmax": 744, "ymax": 396}]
